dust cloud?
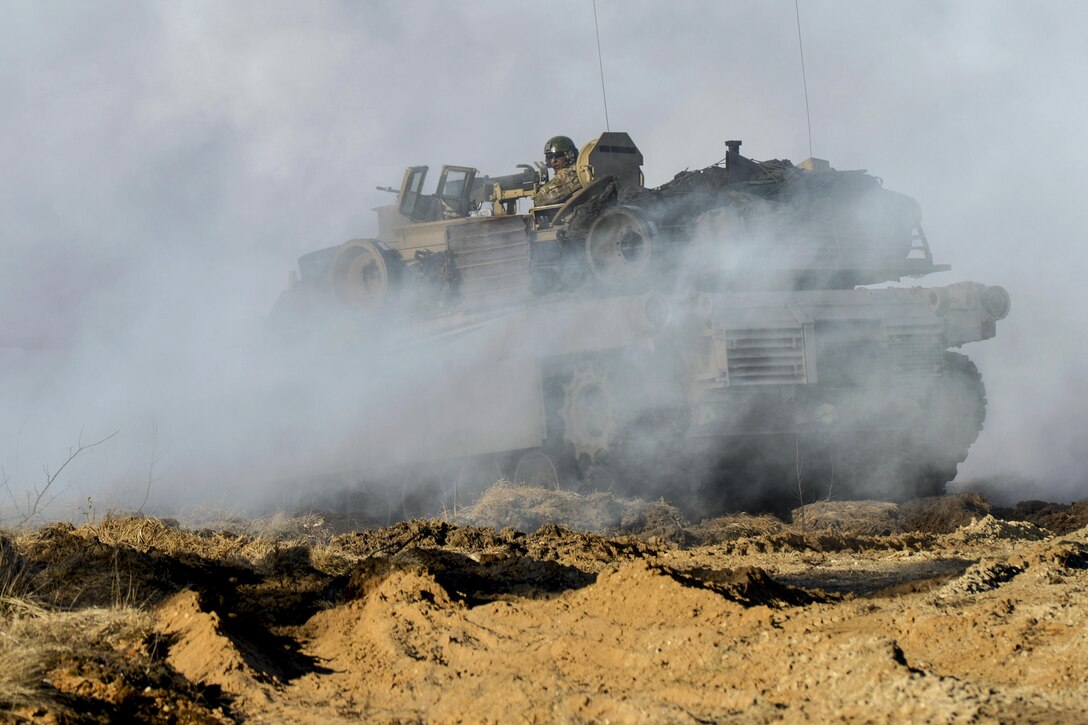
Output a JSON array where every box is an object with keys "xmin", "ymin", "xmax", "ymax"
[{"xmin": 1, "ymin": 3, "xmax": 1085, "ymax": 521}]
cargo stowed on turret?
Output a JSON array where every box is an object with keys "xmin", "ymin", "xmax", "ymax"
[{"xmin": 272, "ymin": 132, "xmax": 1010, "ymax": 515}]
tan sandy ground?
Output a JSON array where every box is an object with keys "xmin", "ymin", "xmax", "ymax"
[{"xmin": 1, "ymin": 489, "xmax": 1087, "ymax": 723}]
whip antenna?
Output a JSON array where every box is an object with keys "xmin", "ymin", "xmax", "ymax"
[
  {"xmin": 592, "ymin": 0, "xmax": 611, "ymax": 131},
  {"xmin": 794, "ymin": 0, "xmax": 813, "ymax": 158}
]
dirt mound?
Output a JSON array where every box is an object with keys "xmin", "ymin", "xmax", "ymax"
[
  {"xmin": 452, "ymin": 481, "xmax": 651, "ymax": 532},
  {"xmin": 93, "ymin": 514, "xmax": 323, "ymax": 570},
  {"xmin": 935, "ymin": 530, "xmax": 1088, "ymax": 599},
  {"xmin": 576, "ymin": 560, "xmax": 750, "ymax": 622},
  {"xmin": 339, "ymin": 534, "xmax": 642, "ymax": 606},
  {"xmin": 899, "ymin": 492, "xmax": 992, "ymax": 533},
  {"xmin": 6, "ymin": 499, "xmax": 1088, "ymax": 722},
  {"xmin": 0, "ymin": 606, "xmax": 231, "ymax": 722},
  {"xmin": 1009, "ymin": 528, "xmax": 1088, "ymax": 571},
  {"xmin": 669, "ymin": 564, "xmax": 827, "ymax": 607},
  {"xmin": 522, "ymin": 523, "xmax": 658, "ymax": 568},
  {"xmin": 16, "ymin": 520, "xmax": 268, "ymax": 608},
  {"xmin": 716, "ymin": 529, "xmax": 935, "ymax": 556},
  {"xmin": 688, "ymin": 512, "xmax": 785, "ymax": 543},
  {"xmin": 942, "ymin": 514, "xmax": 1049, "ymax": 546},
  {"xmin": 156, "ymin": 590, "xmax": 278, "ymax": 704},
  {"xmin": 328, "ymin": 518, "xmax": 657, "ymax": 578},
  {"xmin": 1007, "ymin": 500, "xmax": 1088, "ymax": 534},
  {"xmin": 790, "ymin": 500, "xmax": 902, "ymax": 535},
  {"xmin": 612, "ymin": 498, "xmax": 695, "ymax": 545},
  {"xmin": 327, "ymin": 518, "xmax": 513, "ymax": 559},
  {"xmin": 937, "ymin": 559, "xmax": 1026, "ymax": 597},
  {"xmin": 19, "ymin": 523, "xmax": 189, "ymax": 607}
]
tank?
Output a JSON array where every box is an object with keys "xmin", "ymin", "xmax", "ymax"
[{"xmin": 271, "ymin": 132, "xmax": 1010, "ymax": 515}]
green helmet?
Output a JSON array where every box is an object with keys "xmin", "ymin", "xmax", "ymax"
[{"xmin": 544, "ymin": 135, "xmax": 578, "ymax": 165}]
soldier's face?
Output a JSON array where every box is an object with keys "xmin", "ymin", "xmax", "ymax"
[{"xmin": 550, "ymin": 154, "xmax": 569, "ymax": 171}]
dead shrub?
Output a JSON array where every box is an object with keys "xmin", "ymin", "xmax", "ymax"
[
  {"xmin": 900, "ymin": 492, "xmax": 992, "ymax": 534},
  {"xmin": 688, "ymin": 513, "xmax": 786, "ymax": 544}
]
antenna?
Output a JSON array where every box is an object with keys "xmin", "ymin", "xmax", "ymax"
[
  {"xmin": 794, "ymin": 0, "xmax": 813, "ymax": 158},
  {"xmin": 592, "ymin": 0, "xmax": 611, "ymax": 131}
]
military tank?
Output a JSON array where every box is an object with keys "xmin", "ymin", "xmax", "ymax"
[{"xmin": 271, "ymin": 132, "xmax": 1010, "ymax": 515}]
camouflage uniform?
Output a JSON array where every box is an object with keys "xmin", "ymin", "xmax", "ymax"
[{"xmin": 533, "ymin": 167, "xmax": 583, "ymax": 206}]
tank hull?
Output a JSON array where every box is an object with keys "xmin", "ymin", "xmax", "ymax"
[{"xmin": 276, "ymin": 283, "xmax": 995, "ymax": 516}]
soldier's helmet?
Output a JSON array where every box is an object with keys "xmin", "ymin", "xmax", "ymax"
[{"xmin": 544, "ymin": 135, "xmax": 578, "ymax": 166}]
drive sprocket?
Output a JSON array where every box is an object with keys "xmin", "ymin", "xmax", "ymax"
[{"xmin": 557, "ymin": 361, "xmax": 618, "ymax": 463}]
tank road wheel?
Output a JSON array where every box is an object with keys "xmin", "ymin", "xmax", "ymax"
[
  {"xmin": 557, "ymin": 361, "xmax": 618, "ymax": 467},
  {"xmin": 330, "ymin": 239, "xmax": 401, "ymax": 312},
  {"xmin": 584, "ymin": 206, "xmax": 655, "ymax": 291},
  {"xmin": 513, "ymin": 449, "xmax": 561, "ymax": 489}
]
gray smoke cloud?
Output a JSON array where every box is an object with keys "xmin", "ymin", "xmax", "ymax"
[{"xmin": 2, "ymin": 2, "xmax": 1085, "ymax": 521}]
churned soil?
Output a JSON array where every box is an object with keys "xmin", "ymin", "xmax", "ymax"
[{"xmin": 2, "ymin": 488, "xmax": 1087, "ymax": 723}]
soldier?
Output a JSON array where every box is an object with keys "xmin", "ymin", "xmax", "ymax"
[{"xmin": 533, "ymin": 135, "xmax": 583, "ymax": 206}]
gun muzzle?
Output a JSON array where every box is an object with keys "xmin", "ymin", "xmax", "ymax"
[{"xmin": 981, "ymin": 285, "xmax": 1011, "ymax": 321}]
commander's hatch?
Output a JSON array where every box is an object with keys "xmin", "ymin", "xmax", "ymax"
[
  {"xmin": 576, "ymin": 132, "xmax": 644, "ymax": 190},
  {"xmin": 397, "ymin": 165, "xmax": 477, "ymax": 222}
]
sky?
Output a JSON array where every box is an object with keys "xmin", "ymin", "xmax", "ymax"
[{"xmin": 1, "ymin": 0, "xmax": 1086, "ymax": 517}]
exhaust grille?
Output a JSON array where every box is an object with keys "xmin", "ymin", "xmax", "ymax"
[{"xmin": 724, "ymin": 327, "xmax": 807, "ymax": 385}]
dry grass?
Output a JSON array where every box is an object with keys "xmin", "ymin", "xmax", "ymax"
[
  {"xmin": 0, "ymin": 514, "xmax": 297, "ymax": 720},
  {"xmin": 64, "ymin": 511, "xmax": 336, "ymax": 571},
  {"xmin": 0, "ymin": 511, "xmax": 343, "ymax": 720},
  {"xmin": 900, "ymin": 492, "xmax": 993, "ymax": 533},
  {"xmin": 2, "ymin": 523, "xmax": 154, "ymax": 715},
  {"xmin": 0, "ymin": 605, "xmax": 151, "ymax": 715},
  {"xmin": 0, "ymin": 513, "xmax": 345, "ymax": 612},
  {"xmin": 451, "ymin": 480, "xmax": 653, "ymax": 533},
  {"xmin": 688, "ymin": 513, "xmax": 786, "ymax": 544},
  {"xmin": 1, "ymin": 531, "xmax": 31, "ymax": 612},
  {"xmin": 90, "ymin": 513, "xmax": 298, "ymax": 565},
  {"xmin": 788, "ymin": 500, "xmax": 903, "ymax": 535}
]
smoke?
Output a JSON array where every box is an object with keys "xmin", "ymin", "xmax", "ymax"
[{"xmin": 2, "ymin": 2, "xmax": 1086, "ymax": 522}]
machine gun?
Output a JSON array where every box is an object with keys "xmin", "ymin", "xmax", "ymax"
[{"xmin": 471, "ymin": 164, "xmax": 544, "ymax": 215}]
